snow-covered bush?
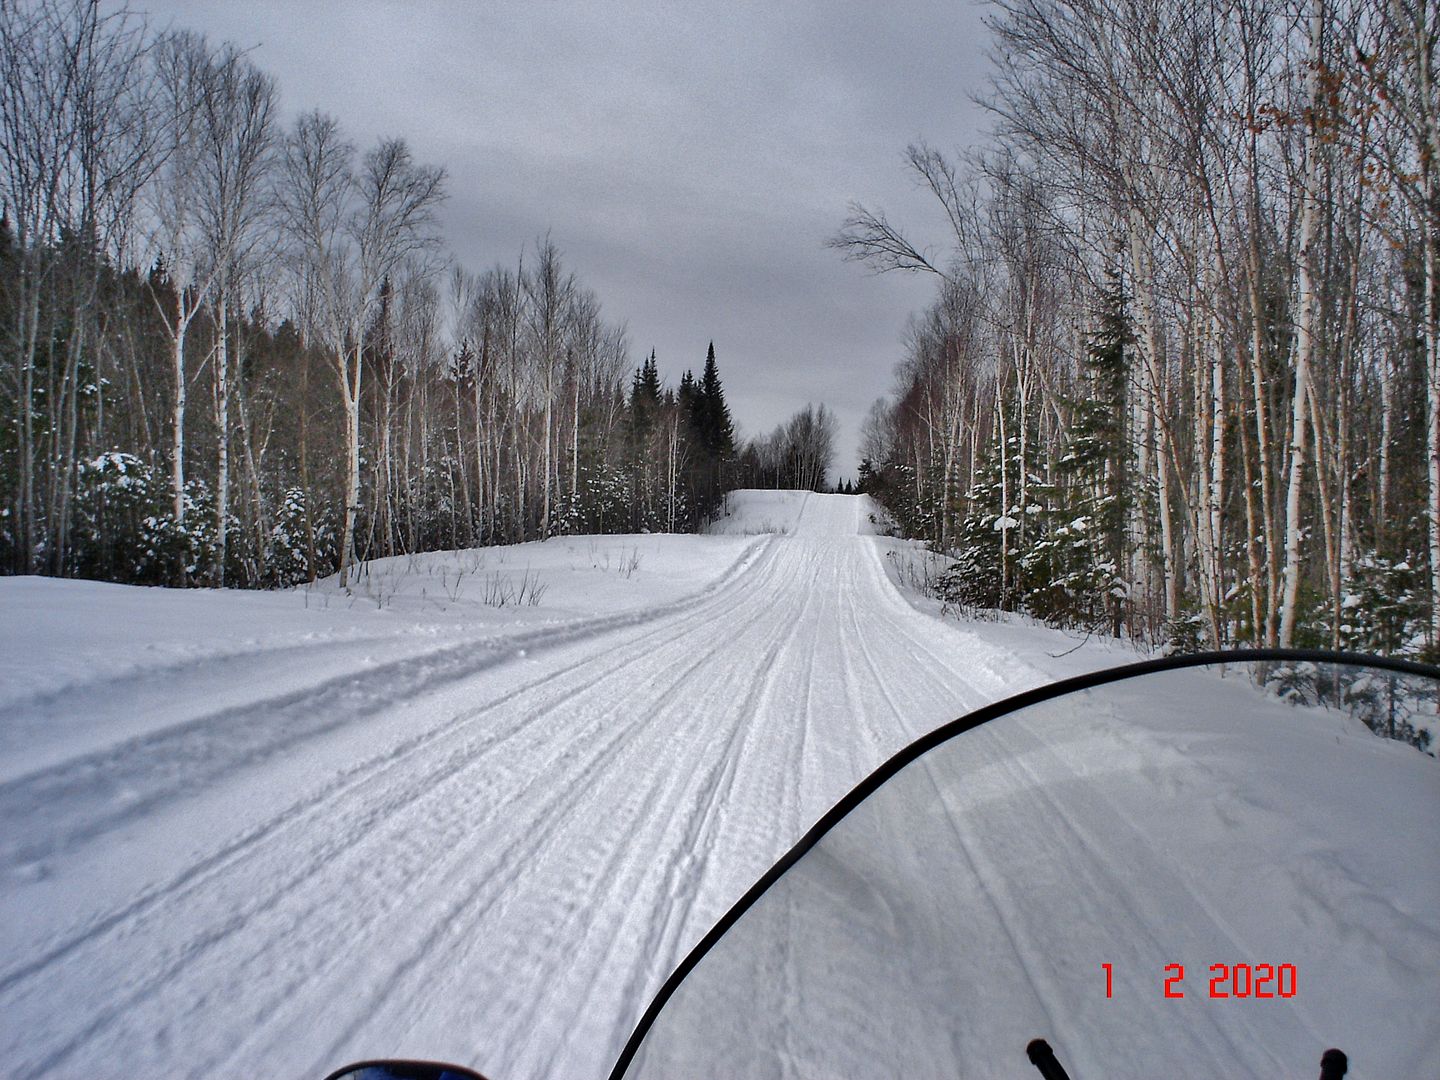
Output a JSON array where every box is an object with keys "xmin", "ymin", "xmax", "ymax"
[
  {"xmin": 1337, "ymin": 553, "xmax": 1427, "ymax": 658},
  {"xmin": 1161, "ymin": 607, "xmax": 1211, "ymax": 655},
  {"xmin": 70, "ymin": 452, "xmax": 216, "ymax": 584},
  {"xmin": 552, "ymin": 463, "xmax": 632, "ymax": 536},
  {"xmin": 265, "ymin": 487, "xmax": 338, "ymax": 587}
]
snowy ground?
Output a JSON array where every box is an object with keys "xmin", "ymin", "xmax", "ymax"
[{"xmin": 1, "ymin": 491, "xmax": 1435, "ymax": 1078}]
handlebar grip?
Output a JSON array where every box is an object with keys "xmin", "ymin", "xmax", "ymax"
[{"xmin": 1025, "ymin": 1038, "xmax": 1073, "ymax": 1080}]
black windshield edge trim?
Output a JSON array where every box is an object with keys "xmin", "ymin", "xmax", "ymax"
[{"xmin": 605, "ymin": 647, "xmax": 1439, "ymax": 1080}]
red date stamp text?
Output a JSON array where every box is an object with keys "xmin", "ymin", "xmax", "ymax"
[{"xmin": 1101, "ymin": 962, "xmax": 1296, "ymax": 1000}]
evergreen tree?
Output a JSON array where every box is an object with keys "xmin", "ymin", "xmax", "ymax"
[
  {"xmin": 857, "ymin": 458, "xmax": 875, "ymax": 492},
  {"xmin": 1018, "ymin": 462, "xmax": 1097, "ymax": 624},
  {"xmin": 626, "ymin": 351, "xmax": 664, "ymax": 528},
  {"xmin": 936, "ymin": 276, "xmax": 1138, "ymax": 632},
  {"xmin": 695, "ymin": 342, "xmax": 735, "ymax": 459},
  {"xmin": 938, "ymin": 424, "xmax": 1022, "ymax": 612},
  {"xmin": 630, "ymin": 350, "xmax": 661, "ymax": 412},
  {"xmin": 1339, "ymin": 551, "xmax": 1428, "ymax": 657},
  {"xmin": 678, "ymin": 369, "xmax": 696, "ymax": 413},
  {"xmin": 1058, "ymin": 270, "xmax": 1133, "ymax": 635}
]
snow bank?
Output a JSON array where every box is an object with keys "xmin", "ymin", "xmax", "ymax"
[{"xmin": 0, "ymin": 532, "xmax": 758, "ymax": 781}]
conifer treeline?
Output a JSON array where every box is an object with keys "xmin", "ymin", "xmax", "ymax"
[
  {"xmin": 0, "ymin": 0, "xmax": 796, "ymax": 588},
  {"xmin": 839, "ymin": 0, "xmax": 1437, "ymax": 659}
]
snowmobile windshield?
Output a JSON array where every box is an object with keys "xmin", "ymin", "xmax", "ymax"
[{"xmin": 610, "ymin": 651, "xmax": 1440, "ymax": 1079}]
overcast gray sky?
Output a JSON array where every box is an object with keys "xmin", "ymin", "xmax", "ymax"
[{"xmin": 131, "ymin": 1, "xmax": 992, "ymax": 480}]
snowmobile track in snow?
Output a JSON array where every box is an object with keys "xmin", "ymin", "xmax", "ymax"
[
  {"xmin": 3, "ymin": 494, "xmax": 1048, "ymax": 1079},
  {"xmin": 4, "ymin": 492, "xmax": 1437, "ymax": 1078}
]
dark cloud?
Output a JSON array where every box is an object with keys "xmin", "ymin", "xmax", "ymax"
[{"xmin": 131, "ymin": 0, "xmax": 992, "ymax": 475}]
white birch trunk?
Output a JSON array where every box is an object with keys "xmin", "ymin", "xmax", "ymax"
[
  {"xmin": 1423, "ymin": 4, "xmax": 1440, "ymax": 649},
  {"xmin": 214, "ymin": 291, "xmax": 230, "ymax": 585},
  {"xmin": 1278, "ymin": 0, "xmax": 1325, "ymax": 647},
  {"xmin": 1128, "ymin": 221, "xmax": 1178, "ymax": 622},
  {"xmin": 542, "ymin": 365, "xmax": 553, "ymax": 539},
  {"xmin": 1192, "ymin": 287, "xmax": 1221, "ymax": 646},
  {"xmin": 1246, "ymin": 252, "xmax": 1280, "ymax": 644},
  {"xmin": 1210, "ymin": 312, "xmax": 1226, "ymax": 640},
  {"xmin": 171, "ymin": 294, "xmax": 190, "ymax": 530},
  {"xmin": 338, "ymin": 338, "xmax": 363, "ymax": 586}
]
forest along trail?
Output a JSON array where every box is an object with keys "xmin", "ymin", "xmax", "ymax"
[{"xmin": 0, "ymin": 493, "xmax": 1044, "ymax": 1080}]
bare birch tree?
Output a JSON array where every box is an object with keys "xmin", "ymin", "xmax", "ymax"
[{"xmin": 280, "ymin": 112, "xmax": 445, "ymax": 584}]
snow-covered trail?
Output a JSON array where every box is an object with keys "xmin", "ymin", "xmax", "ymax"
[{"xmin": 1, "ymin": 493, "xmax": 1047, "ymax": 1079}]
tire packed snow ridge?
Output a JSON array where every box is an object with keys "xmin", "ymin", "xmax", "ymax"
[{"xmin": 3, "ymin": 492, "xmax": 1434, "ymax": 1079}]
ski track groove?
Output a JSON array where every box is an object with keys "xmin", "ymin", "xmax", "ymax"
[
  {"xmin": 536, "ymin": 628, "xmax": 791, "ymax": 1079},
  {"xmin": 18, "ymin": 541, "xmax": 793, "ymax": 1078},
  {"xmin": 311, "ymin": 579, "xmax": 796, "ymax": 1076},
  {"xmin": 6, "ymin": 549, "xmax": 789, "ymax": 1076},
  {"xmin": 501, "ymin": 541, "xmax": 859, "ymax": 1077},
  {"xmin": 211, "ymin": 552, "xmax": 794, "ymax": 1059},
  {"xmin": 844, "ymin": 573, "xmax": 916, "ymax": 758},
  {"xmin": 788, "ymin": 547, "xmax": 823, "ymax": 838},
  {"xmin": 957, "ymin": 722, "xmax": 1255, "ymax": 1073},
  {"xmin": 586, "ymin": 547, "xmax": 832, "ymax": 1075},
  {"xmin": 841, "ymin": 544, "xmax": 1074, "ymax": 1043},
  {"xmin": 0, "ymin": 537, "xmax": 772, "ymax": 866},
  {"xmin": 911, "ymin": 748, "xmax": 1065, "ymax": 1042},
  {"xmin": 0, "ymin": 539, "xmax": 777, "ymax": 995},
  {"xmin": 305, "ymin": 533, "xmax": 816, "ymax": 1077}
]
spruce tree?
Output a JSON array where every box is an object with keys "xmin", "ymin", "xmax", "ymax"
[
  {"xmin": 630, "ymin": 350, "xmax": 661, "ymax": 411},
  {"xmin": 1018, "ymin": 460, "xmax": 1094, "ymax": 624},
  {"xmin": 627, "ymin": 351, "xmax": 664, "ymax": 529},
  {"xmin": 678, "ymin": 369, "xmax": 696, "ymax": 413},
  {"xmin": 696, "ymin": 342, "xmax": 734, "ymax": 459},
  {"xmin": 1058, "ymin": 270, "xmax": 1133, "ymax": 635},
  {"xmin": 677, "ymin": 342, "xmax": 734, "ymax": 517},
  {"xmin": 938, "ymin": 437, "xmax": 1016, "ymax": 611},
  {"xmin": 857, "ymin": 458, "xmax": 875, "ymax": 493}
]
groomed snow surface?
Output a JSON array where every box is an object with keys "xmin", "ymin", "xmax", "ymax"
[{"xmin": 1, "ymin": 491, "xmax": 1435, "ymax": 1079}]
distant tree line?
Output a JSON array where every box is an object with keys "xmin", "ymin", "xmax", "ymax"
[
  {"xmin": 0, "ymin": 0, "xmax": 840, "ymax": 589},
  {"xmin": 734, "ymin": 403, "xmax": 838, "ymax": 492},
  {"xmin": 838, "ymin": 0, "xmax": 1437, "ymax": 661}
]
